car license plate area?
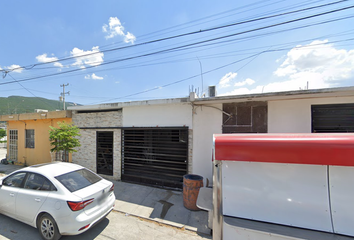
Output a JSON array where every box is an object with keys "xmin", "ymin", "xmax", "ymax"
[{"xmin": 97, "ymin": 188, "xmax": 109, "ymax": 205}]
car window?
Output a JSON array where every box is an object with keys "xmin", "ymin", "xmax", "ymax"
[
  {"xmin": 24, "ymin": 173, "xmax": 56, "ymax": 191},
  {"xmin": 3, "ymin": 172, "xmax": 26, "ymax": 188},
  {"xmin": 55, "ymin": 169, "xmax": 102, "ymax": 192}
]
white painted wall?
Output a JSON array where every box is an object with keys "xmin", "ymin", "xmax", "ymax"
[
  {"xmin": 192, "ymin": 104, "xmax": 223, "ymax": 185},
  {"xmin": 122, "ymin": 102, "xmax": 222, "ymax": 183},
  {"xmin": 122, "ymin": 103, "xmax": 193, "ymax": 127},
  {"xmin": 222, "ymin": 161, "xmax": 332, "ymax": 232},
  {"xmin": 268, "ymin": 96, "xmax": 354, "ymax": 133}
]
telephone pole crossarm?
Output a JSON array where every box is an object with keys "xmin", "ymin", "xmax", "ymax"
[{"xmin": 60, "ymin": 83, "xmax": 70, "ymax": 110}]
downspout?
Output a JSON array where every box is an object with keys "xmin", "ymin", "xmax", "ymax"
[{"xmin": 19, "ymin": 120, "xmax": 26, "ymax": 129}]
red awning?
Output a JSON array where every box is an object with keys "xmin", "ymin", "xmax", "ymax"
[{"xmin": 214, "ymin": 133, "xmax": 354, "ymax": 166}]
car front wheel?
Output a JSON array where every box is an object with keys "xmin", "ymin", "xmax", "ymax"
[{"xmin": 38, "ymin": 213, "xmax": 62, "ymax": 240}]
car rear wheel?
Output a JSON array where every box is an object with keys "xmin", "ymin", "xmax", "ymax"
[{"xmin": 38, "ymin": 213, "xmax": 62, "ymax": 240}]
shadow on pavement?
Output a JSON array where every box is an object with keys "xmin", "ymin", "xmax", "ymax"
[
  {"xmin": 0, "ymin": 213, "xmax": 109, "ymax": 240},
  {"xmin": 113, "ymin": 181, "xmax": 211, "ymax": 235}
]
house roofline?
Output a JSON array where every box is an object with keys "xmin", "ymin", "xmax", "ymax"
[
  {"xmin": 0, "ymin": 110, "xmax": 72, "ymax": 121},
  {"xmin": 193, "ymin": 86, "xmax": 354, "ymax": 104},
  {"xmin": 68, "ymin": 86, "xmax": 354, "ymax": 111}
]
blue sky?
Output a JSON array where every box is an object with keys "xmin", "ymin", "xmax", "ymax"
[{"xmin": 1, "ymin": 0, "xmax": 354, "ymax": 106}]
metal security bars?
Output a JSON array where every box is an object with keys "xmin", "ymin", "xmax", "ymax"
[
  {"xmin": 25, "ymin": 129, "xmax": 35, "ymax": 148},
  {"xmin": 122, "ymin": 128, "xmax": 188, "ymax": 190},
  {"xmin": 312, "ymin": 104, "xmax": 354, "ymax": 133},
  {"xmin": 96, "ymin": 131, "xmax": 114, "ymax": 176},
  {"xmin": 9, "ymin": 130, "xmax": 18, "ymax": 162}
]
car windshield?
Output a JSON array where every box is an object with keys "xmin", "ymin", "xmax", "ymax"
[{"xmin": 55, "ymin": 169, "xmax": 102, "ymax": 192}]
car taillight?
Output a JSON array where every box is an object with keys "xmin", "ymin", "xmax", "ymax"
[
  {"xmin": 109, "ymin": 183, "xmax": 114, "ymax": 192},
  {"xmin": 67, "ymin": 198, "xmax": 94, "ymax": 211},
  {"xmin": 79, "ymin": 224, "xmax": 90, "ymax": 231}
]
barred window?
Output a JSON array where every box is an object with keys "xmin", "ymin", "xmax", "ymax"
[
  {"xmin": 25, "ymin": 129, "xmax": 35, "ymax": 148},
  {"xmin": 9, "ymin": 130, "xmax": 18, "ymax": 161}
]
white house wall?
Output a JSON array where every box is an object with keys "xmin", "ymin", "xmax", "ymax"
[
  {"xmin": 122, "ymin": 103, "xmax": 192, "ymax": 127},
  {"xmin": 268, "ymin": 96, "xmax": 354, "ymax": 133},
  {"xmin": 192, "ymin": 104, "xmax": 223, "ymax": 185},
  {"xmin": 122, "ymin": 103, "xmax": 222, "ymax": 183}
]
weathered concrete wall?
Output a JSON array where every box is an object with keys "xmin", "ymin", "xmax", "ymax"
[
  {"xmin": 188, "ymin": 129, "xmax": 193, "ymax": 174},
  {"xmin": 192, "ymin": 104, "xmax": 223, "ymax": 185},
  {"xmin": 6, "ymin": 117, "xmax": 72, "ymax": 165},
  {"xmin": 72, "ymin": 110, "xmax": 122, "ymax": 180},
  {"xmin": 122, "ymin": 103, "xmax": 192, "ymax": 128},
  {"xmin": 268, "ymin": 96, "xmax": 354, "ymax": 133}
]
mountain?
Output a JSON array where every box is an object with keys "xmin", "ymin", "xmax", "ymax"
[{"xmin": 0, "ymin": 96, "xmax": 80, "ymax": 115}]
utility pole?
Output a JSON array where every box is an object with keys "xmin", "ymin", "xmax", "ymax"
[{"xmin": 60, "ymin": 83, "xmax": 70, "ymax": 110}]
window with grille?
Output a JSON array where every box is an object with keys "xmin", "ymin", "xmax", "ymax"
[
  {"xmin": 25, "ymin": 129, "xmax": 35, "ymax": 148},
  {"xmin": 9, "ymin": 130, "xmax": 18, "ymax": 162},
  {"xmin": 97, "ymin": 131, "xmax": 114, "ymax": 175},
  {"xmin": 311, "ymin": 104, "xmax": 354, "ymax": 133}
]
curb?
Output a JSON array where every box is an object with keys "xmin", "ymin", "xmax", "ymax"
[{"xmin": 112, "ymin": 208, "xmax": 211, "ymax": 236}]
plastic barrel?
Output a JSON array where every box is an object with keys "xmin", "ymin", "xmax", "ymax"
[{"xmin": 183, "ymin": 174, "xmax": 204, "ymax": 211}]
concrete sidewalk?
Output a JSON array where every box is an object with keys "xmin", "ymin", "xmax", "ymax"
[
  {"xmin": 113, "ymin": 181, "xmax": 210, "ymax": 235},
  {"xmin": 0, "ymin": 148, "xmax": 23, "ymax": 178},
  {"xmin": 0, "ymin": 155, "xmax": 211, "ymax": 236}
]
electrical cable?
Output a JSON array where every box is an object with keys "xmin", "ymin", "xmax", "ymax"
[
  {"xmin": 2, "ymin": 8, "xmax": 353, "ymax": 86},
  {"xmin": 6, "ymin": 73, "xmax": 56, "ymax": 110},
  {"xmin": 0, "ymin": 0, "xmax": 349, "ymax": 74}
]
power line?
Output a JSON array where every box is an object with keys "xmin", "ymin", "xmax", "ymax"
[
  {"xmin": 2, "ymin": 6, "xmax": 353, "ymax": 86},
  {"xmin": 90, "ymin": 36, "xmax": 353, "ymax": 104},
  {"xmin": 18, "ymin": 34, "xmax": 353, "ymax": 103},
  {"xmin": 6, "ymin": 73, "xmax": 56, "ymax": 110},
  {"xmin": 0, "ymin": 0, "xmax": 350, "ymax": 74}
]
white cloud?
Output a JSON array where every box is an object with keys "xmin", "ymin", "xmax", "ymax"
[
  {"xmin": 220, "ymin": 85, "xmax": 264, "ymax": 96},
  {"xmin": 103, "ymin": 17, "xmax": 136, "ymax": 44},
  {"xmin": 221, "ymin": 40, "xmax": 354, "ymax": 96},
  {"xmin": 221, "ymin": 74, "xmax": 330, "ymax": 96},
  {"xmin": 274, "ymin": 40, "xmax": 354, "ymax": 83},
  {"xmin": 5, "ymin": 64, "xmax": 23, "ymax": 73},
  {"xmin": 91, "ymin": 73, "xmax": 103, "ymax": 80},
  {"xmin": 219, "ymin": 72, "xmax": 237, "ymax": 88},
  {"xmin": 124, "ymin": 32, "xmax": 136, "ymax": 44},
  {"xmin": 84, "ymin": 73, "xmax": 103, "ymax": 80},
  {"xmin": 36, "ymin": 53, "xmax": 63, "ymax": 68},
  {"xmin": 234, "ymin": 78, "xmax": 255, "ymax": 87},
  {"xmin": 71, "ymin": 46, "xmax": 104, "ymax": 67}
]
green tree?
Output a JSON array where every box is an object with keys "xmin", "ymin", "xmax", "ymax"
[
  {"xmin": 49, "ymin": 122, "xmax": 81, "ymax": 162},
  {"xmin": 0, "ymin": 128, "xmax": 6, "ymax": 139}
]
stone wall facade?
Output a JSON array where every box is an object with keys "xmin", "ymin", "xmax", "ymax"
[
  {"xmin": 72, "ymin": 110, "xmax": 122, "ymax": 180},
  {"xmin": 73, "ymin": 110, "xmax": 122, "ymax": 128},
  {"xmin": 72, "ymin": 109, "xmax": 193, "ymax": 183}
]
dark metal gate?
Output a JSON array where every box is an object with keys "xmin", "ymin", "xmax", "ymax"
[
  {"xmin": 97, "ymin": 131, "xmax": 113, "ymax": 175},
  {"xmin": 312, "ymin": 103, "xmax": 354, "ymax": 133},
  {"xmin": 121, "ymin": 127, "xmax": 188, "ymax": 189}
]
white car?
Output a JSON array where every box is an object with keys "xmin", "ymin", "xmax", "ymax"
[{"xmin": 0, "ymin": 162, "xmax": 115, "ymax": 240}]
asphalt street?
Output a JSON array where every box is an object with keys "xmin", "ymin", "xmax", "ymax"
[
  {"xmin": 0, "ymin": 210, "xmax": 210, "ymax": 240},
  {"xmin": 0, "ymin": 147, "xmax": 211, "ymax": 240}
]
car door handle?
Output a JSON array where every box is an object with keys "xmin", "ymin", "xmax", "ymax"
[
  {"xmin": 35, "ymin": 198, "xmax": 41, "ymax": 202},
  {"xmin": 9, "ymin": 193, "xmax": 15, "ymax": 197}
]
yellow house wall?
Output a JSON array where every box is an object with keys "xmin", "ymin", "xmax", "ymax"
[{"xmin": 7, "ymin": 118, "xmax": 72, "ymax": 166}]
